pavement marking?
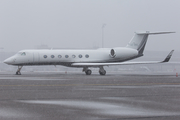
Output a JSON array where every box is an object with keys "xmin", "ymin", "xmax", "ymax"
[
  {"xmin": 18, "ymin": 100, "xmax": 180, "ymax": 117},
  {"xmin": 1, "ymin": 83, "xmax": 180, "ymax": 87}
]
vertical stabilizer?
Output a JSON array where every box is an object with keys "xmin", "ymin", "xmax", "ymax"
[{"xmin": 126, "ymin": 31, "xmax": 175, "ymax": 55}]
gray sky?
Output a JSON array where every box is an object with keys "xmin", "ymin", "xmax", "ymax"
[{"xmin": 0, "ymin": 0, "xmax": 179, "ymax": 52}]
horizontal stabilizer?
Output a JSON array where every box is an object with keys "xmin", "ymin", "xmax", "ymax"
[
  {"xmin": 72, "ymin": 50, "xmax": 174, "ymax": 67},
  {"xmin": 136, "ymin": 31, "xmax": 175, "ymax": 35}
]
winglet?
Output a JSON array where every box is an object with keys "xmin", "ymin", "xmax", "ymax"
[{"xmin": 162, "ymin": 50, "xmax": 174, "ymax": 63}]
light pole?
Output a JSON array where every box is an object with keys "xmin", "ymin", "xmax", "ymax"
[
  {"xmin": 102, "ymin": 24, "xmax": 106, "ymax": 48},
  {"xmin": 0, "ymin": 47, "xmax": 3, "ymax": 52}
]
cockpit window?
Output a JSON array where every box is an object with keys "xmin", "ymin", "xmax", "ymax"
[{"xmin": 21, "ymin": 52, "xmax": 26, "ymax": 56}]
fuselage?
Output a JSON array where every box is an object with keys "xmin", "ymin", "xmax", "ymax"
[{"xmin": 4, "ymin": 47, "xmax": 139, "ymax": 67}]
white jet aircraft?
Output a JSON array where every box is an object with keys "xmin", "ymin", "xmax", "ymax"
[{"xmin": 4, "ymin": 31, "xmax": 174, "ymax": 75}]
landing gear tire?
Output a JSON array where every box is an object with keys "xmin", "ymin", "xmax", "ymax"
[
  {"xmin": 16, "ymin": 71, "xmax": 21, "ymax": 75},
  {"xmin": 85, "ymin": 69, "xmax": 92, "ymax": 75},
  {"xmin": 99, "ymin": 70, "xmax": 106, "ymax": 75}
]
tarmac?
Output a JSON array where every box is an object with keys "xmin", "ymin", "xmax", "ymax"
[{"xmin": 0, "ymin": 71, "xmax": 180, "ymax": 120}]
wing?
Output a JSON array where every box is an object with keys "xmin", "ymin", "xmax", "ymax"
[{"xmin": 71, "ymin": 50, "xmax": 174, "ymax": 67}]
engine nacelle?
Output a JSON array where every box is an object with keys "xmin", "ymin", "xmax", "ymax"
[{"xmin": 109, "ymin": 48, "xmax": 138, "ymax": 59}]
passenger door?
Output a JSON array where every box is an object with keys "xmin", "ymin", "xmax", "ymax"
[{"xmin": 33, "ymin": 52, "xmax": 39, "ymax": 64}]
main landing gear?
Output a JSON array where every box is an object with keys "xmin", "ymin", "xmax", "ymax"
[
  {"xmin": 83, "ymin": 66, "xmax": 106, "ymax": 75},
  {"xmin": 99, "ymin": 66, "xmax": 106, "ymax": 75},
  {"xmin": 83, "ymin": 67, "xmax": 92, "ymax": 75},
  {"xmin": 16, "ymin": 66, "xmax": 23, "ymax": 75}
]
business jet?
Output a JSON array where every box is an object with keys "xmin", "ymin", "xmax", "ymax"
[{"xmin": 4, "ymin": 31, "xmax": 174, "ymax": 75}]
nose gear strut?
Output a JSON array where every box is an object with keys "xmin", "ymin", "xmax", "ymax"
[{"xmin": 16, "ymin": 66, "xmax": 23, "ymax": 75}]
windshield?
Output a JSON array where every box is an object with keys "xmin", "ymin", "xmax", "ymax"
[
  {"xmin": 16, "ymin": 52, "xmax": 26, "ymax": 56},
  {"xmin": 21, "ymin": 52, "xmax": 26, "ymax": 56}
]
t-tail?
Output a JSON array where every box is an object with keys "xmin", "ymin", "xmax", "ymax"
[{"xmin": 126, "ymin": 31, "xmax": 175, "ymax": 56}]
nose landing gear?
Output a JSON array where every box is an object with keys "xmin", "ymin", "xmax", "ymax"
[{"xmin": 16, "ymin": 66, "xmax": 23, "ymax": 75}]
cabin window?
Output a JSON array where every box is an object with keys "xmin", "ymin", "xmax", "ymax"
[
  {"xmin": 85, "ymin": 54, "xmax": 89, "ymax": 58},
  {"xmin": 51, "ymin": 55, "xmax": 55, "ymax": 58},
  {"xmin": 79, "ymin": 54, "xmax": 82, "ymax": 58},
  {"xmin": 44, "ymin": 55, "xmax": 47, "ymax": 58},
  {"xmin": 65, "ymin": 55, "xmax": 69, "ymax": 58},
  {"xmin": 58, "ymin": 55, "xmax": 62, "ymax": 58},
  {"xmin": 21, "ymin": 52, "xmax": 26, "ymax": 56},
  {"xmin": 72, "ymin": 55, "xmax": 76, "ymax": 58}
]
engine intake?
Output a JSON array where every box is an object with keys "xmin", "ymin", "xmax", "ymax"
[
  {"xmin": 109, "ymin": 49, "xmax": 116, "ymax": 58},
  {"xmin": 109, "ymin": 48, "xmax": 138, "ymax": 59}
]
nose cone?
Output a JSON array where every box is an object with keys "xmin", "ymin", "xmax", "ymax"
[{"xmin": 4, "ymin": 58, "xmax": 13, "ymax": 65}]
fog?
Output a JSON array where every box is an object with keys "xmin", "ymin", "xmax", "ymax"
[{"xmin": 0, "ymin": 0, "xmax": 179, "ymax": 52}]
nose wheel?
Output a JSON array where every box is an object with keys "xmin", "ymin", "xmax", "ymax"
[
  {"xmin": 16, "ymin": 71, "xmax": 21, "ymax": 75},
  {"xmin": 16, "ymin": 66, "xmax": 23, "ymax": 75}
]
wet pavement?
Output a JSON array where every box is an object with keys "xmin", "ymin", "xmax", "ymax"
[{"xmin": 0, "ymin": 71, "xmax": 180, "ymax": 120}]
